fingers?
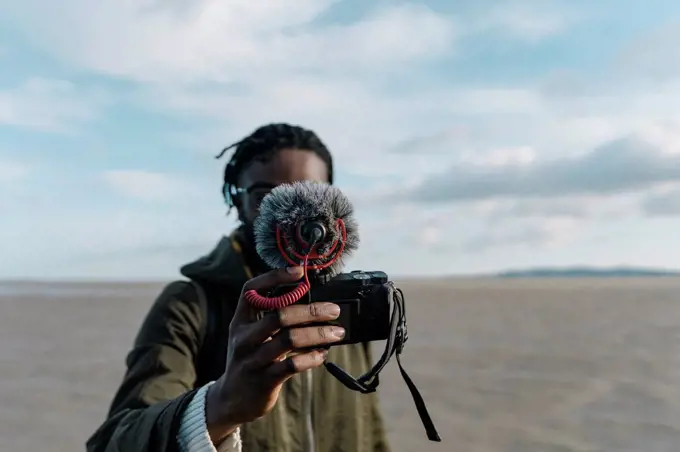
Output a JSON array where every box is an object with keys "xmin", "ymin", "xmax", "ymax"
[
  {"xmin": 265, "ymin": 350, "xmax": 329, "ymax": 385},
  {"xmin": 242, "ymin": 302, "xmax": 341, "ymax": 346},
  {"xmin": 248, "ymin": 325, "xmax": 346, "ymax": 368},
  {"xmin": 278, "ymin": 302, "xmax": 341, "ymax": 328},
  {"xmin": 232, "ymin": 266, "xmax": 305, "ymax": 324}
]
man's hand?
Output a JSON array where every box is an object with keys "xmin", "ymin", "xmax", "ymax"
[{"xmin": 205, "ymin": 266, "xmax": 345, "ymax": 443}]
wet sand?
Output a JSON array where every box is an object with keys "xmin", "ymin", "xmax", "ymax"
[{"xmin": 1, "ymin": 277, "xmax": 679, "ymax": 451}]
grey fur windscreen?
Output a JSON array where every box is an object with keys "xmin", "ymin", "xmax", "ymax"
[{"xmin": 253, "ymin": 181, "xmax": 359, "ymax": 277}]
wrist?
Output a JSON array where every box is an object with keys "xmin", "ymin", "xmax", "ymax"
[{"xmin": 205, "ymin": 378, "xmax": 241, "ymax": 443}]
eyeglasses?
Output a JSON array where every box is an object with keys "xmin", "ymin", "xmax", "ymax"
[{"xmin": 232, "ymin": 182, "xmax": 278, "ymax": 208}]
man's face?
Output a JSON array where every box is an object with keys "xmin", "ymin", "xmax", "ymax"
[{"xmin": 236, "ymin": 148, "xmax": 329, "ymax": 228}]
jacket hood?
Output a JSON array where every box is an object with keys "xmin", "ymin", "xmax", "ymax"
[{"xmin": 179, "ymin": 229, "xmax": 251, "ymax": 286}]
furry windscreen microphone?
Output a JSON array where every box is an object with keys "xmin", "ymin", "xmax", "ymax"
[{"xmin": 253, "ymin": 181, "xmax": 359, "ymax": 278}]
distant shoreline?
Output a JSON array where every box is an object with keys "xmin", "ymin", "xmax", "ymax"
[
  {"xmin": 494, "ymin": 266, "xmax": 680, "ymax": 278},
  {"xmin": 1, "ymin": 266, "xmax": 679, "ymax": 284}
]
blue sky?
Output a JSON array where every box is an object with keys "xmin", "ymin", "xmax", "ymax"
[{"xmin": 1, "ymin": 0, "xmax": 680, "ymax": 280}]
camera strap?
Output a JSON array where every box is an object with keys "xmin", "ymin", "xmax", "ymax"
[{"xmin": 323, "ymin": 284, "xmax": 441, "ymax": 442}]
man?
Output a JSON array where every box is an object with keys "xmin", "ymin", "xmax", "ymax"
[{"xmin": 86, "ymin": 123, "xmax": 390, "ymax": 452}]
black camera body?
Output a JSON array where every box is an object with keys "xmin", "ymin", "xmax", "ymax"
[{"xmin": 269, "ymin": 270, "xmax": 392, "ymax": 346}]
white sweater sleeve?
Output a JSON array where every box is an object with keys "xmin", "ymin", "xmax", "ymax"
[{"xmin": 177, "ymin": 382, "xmax": 242, "ymax": 452}]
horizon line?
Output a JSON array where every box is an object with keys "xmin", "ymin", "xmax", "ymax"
[{"xmin": 2, "ymin": 265, "xmax": 680, "ymax": 284}]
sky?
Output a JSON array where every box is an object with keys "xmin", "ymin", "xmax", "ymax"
[{"xmin": 1, "ymin": 0, "xmax": 680, "ymax": 280}]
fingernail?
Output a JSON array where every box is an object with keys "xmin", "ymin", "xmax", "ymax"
[
  {"xmin": 331, "ymin": 327, "xmax": 345, "ymax": 339},
  {"xmin": 286, "ymin": 266, "xmax": 304, "ymax": 276},
  {"xmin": 326, "ymin": 303, "xmax": 340, "ymax": 318},
  {"xmin": 320, "ymin": 349, "xmax": 329, "ymax": 360}
]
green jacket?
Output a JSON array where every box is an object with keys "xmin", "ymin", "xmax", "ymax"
[{"xmin": 86, "ymin": 230, "xmax": 390, "ymax": 452}]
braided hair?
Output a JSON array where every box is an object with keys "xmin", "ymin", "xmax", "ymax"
[{"xmin": 215, "ymin": 123, "xmax": 334, "ymax": 211}]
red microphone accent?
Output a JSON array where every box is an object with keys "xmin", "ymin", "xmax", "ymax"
[
  {"xmin": 243, "ymin": 219, "xmax": 347, "ymax": 310},
  {"xmin": 278, "ymin": 219, "xmax": 347, "ymax": 270}
]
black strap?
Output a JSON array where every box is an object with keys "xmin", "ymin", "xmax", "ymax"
[
  {"xmin": 324, "ymin": 286, "xmax": 441, "ymax": 442},
  {"xmin": 395, "ymin": 353, "xmax": 441, "ymax": 442}
]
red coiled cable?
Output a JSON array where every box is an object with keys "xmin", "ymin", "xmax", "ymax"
[
  {"xmin": 244, "ymin": 254, "xmax": 312, "ymax": 310},
  {"xmin": 244, "ymin": 220, "xmax": 345, "ymax": 310},
  {"xmin": 244, "ymin": 280, "xmax": 311, "ymax": 310}
]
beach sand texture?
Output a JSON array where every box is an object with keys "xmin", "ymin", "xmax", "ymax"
[{"xmin": 1, "ymin": 277, "xmax": 679, "ymax": 452}]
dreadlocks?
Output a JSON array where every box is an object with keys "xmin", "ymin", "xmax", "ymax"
[{"xmin": 216, "ymin": 123, "xmax": 334, "ymax": 209}]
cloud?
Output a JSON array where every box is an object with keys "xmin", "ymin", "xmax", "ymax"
[
  {"xmin": 0, "ymin": 1, "xmax": 575, "ymax": 89},
  {"xmin": 460, "ymin": 217, "xmax": 582, "ymax": 252},
  {"xmin": 403, "ymin": 135, "xmax": 680, "ymax": 204},
  {"xmin": 348, "ymin": 201, "xmax": 585, "ymax": 270},
  {"xmin": 101, "ymin": 170, "xmax": 189, "ymax": 202},
  {"xmin": 0, "ymin": 1, "xmax": 576, "ymax": 177},
  {"xmin": 478, "ymin": 196, "xmax": 630, "ymax": 221},
  {"xmin": 0, "ymin": 78, "xmax": 108, "ymax": 132},
  {"xmin": 0, "ymin": 2, "xmax": 456, "ymax": 84},
  {"xmin": 641, "ymin": 186, "xmax": 680, "ymax": 216},
  {"xmin": 2, "ymin": 202, "xmax": 234, "ymax": 279},
  {"xmin": 140, "ymin": 83, "xmax": 551, "ymax": 185},
  {"xmin": 0, "ymin": 160, "xmax": 29, "ymax": 184},
  {"xmin": 0, "ymin": 1, "xmax": 562, "ymax": 165},
  {"xmin": 0, "ymin": 159, "xmax": 31, "ymax": 211},
  {"xmin": 470, "ymin": 1, "xmax": 572, "ymax": 42},
  {"xmin": 614, "ymin": 19, "xmax": 680, "ymax": 82}
]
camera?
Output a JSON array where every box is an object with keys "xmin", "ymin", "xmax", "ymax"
[
  {"xmin": 269, "ymin": 270, "xmax": 392, "ymax": 346},
  {"xmin": 251, "ymin": 181, "xmax": 440, "ymax": 441}
]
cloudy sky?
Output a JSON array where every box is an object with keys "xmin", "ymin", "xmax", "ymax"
[{"xmin": 1, "ymin": 0, "xmax": 680, "ymax": 280}]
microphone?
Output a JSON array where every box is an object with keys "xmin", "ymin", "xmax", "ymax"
[
  {"xmin": 253, "ymin": 180, "xmax": 359, "ymax": 277},
  {"xmin": 244, "ymin": 181, "xmax": 359, "ymax": 309}
]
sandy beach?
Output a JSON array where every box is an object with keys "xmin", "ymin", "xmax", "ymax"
[{"xmin": 1, "ymin": 277, "xmax": 679, "ymax": 452}]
